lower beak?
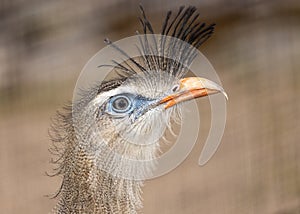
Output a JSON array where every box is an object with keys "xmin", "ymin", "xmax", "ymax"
[{"xmin": 160, "ymin": 77, "xmax": 228, "ymax": 109}]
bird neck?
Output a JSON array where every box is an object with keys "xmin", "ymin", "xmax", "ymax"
[
  {"xmin": 51, "ymin": 107, "xmax": 158, "ymax": 213},
  {"xmin": 54, "ymin": 143, "xmax": 144, "ymax": 214}
]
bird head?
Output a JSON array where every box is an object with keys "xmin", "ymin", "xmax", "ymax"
[
  {"xmin": 70, "ymin": 5, "xmax": 230, "ymax": 179},
  {"xmin": 74, "ymin": 67, "xmax": 227, "ymax": 179}
]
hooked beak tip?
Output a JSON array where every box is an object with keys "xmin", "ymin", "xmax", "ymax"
[{"xmin": 221, "ymin": 90, "xmax": 228, "ymax": 100}]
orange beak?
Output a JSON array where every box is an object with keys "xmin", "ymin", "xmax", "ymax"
[{"xmin": 160, "ymin": 77, "xmax": 228, "ymax": 109}]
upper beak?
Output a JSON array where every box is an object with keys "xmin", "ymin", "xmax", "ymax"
[{"xmin": 160, "ymin": 77, "xmax": 228, "ymax": 109}]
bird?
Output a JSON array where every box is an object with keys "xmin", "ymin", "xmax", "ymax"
[{"xmin": 49, "ymin": 5, "xmax": 227, "ymax": 214}]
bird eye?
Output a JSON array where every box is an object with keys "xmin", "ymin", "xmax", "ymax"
[{"xmin": 109, "ymin": 94, "xmax": 133, "ymax": 114}]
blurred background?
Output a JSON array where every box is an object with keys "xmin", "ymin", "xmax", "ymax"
[{"xmin": 0, "ymin": 0, "xmax": 299, "ymax": 213}]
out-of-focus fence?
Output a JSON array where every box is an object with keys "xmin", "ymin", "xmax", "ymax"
[{"xmin": 0, "ymin": 0, "xmax": 299, "ymax": 213}]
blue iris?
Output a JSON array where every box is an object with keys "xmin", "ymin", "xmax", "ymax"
[
  {"xmin": 106, "ymin": 93, "xmax": 156, "ymax": 119},
  {"xmin": 110, "ymin": 94, "xmax": 133, "ymax": 113}
]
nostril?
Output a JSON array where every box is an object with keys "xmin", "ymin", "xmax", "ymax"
[{"xmin": 171, "ymin": 84, "xmax": 180, "ymax": 92}]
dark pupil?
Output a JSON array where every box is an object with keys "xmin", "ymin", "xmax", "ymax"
[{"xmin": 113, "ymin": 97, "xmax": 128, "ymax": 110}]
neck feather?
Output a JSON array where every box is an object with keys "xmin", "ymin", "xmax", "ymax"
[{"xmin": 53, "ymin": 144, "xmax": 144, "ymax": 213}]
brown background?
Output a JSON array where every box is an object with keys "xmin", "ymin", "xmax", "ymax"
[{"xmin": 0, "ymin": 0, "xmax": 299, "ymax": 213}]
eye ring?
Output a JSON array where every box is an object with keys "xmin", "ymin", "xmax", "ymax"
[{"xmin": 110, "ymin": 94, "xmax": 133, "ymax": 113}]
